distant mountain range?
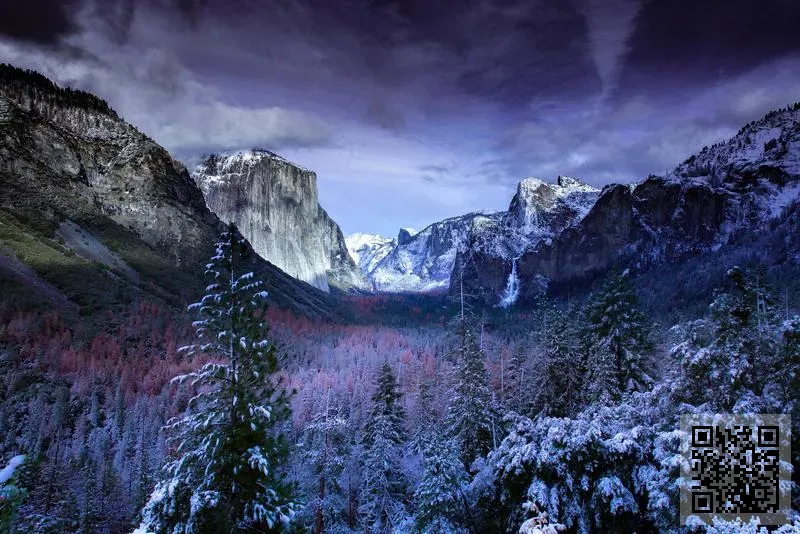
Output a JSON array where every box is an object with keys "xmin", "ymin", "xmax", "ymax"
[
  {"xmin": 1, "ymin": 63, "xmax": 798, "ymax": 316},
  {"xmin": 345, "ymin": 176, "xmax": 599, "ymax": 293},
  {"xmin": 344, "ymin": 103, "xmax": 800, "ymax": 309}
]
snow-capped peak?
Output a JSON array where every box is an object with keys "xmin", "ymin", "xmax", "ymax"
[
  {"xmin": 345, "ymin": 233, "xmax": 395, "ymax": 274},
  {"xmin": 555, "ymin": 175, "xmax": 600, "ymax": 196},
  {"xmin": 507, "ymin": 176, "xmax": 599, "ymax": 236},
  {"xmin": 195, "ymin": 148, "xmax": 310, "ymax": 179},
  {"xmin": 347, "ymin": 175, "xmax": 600, "ymax": 294},
  {"xmin": 667, "ymin": 103, "xmax": 800, "ymax": 184}
]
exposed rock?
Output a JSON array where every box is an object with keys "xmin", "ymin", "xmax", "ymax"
[
  {"xmin": 0, "ymin": 64, "xmax": 342, "ymax": 319},
  {"xmin": 500, "ymin": 104, "xmax": 800, "ymax": 302},
  {"xmin": 192, "ymin": 150, "xmax": 368, "ymax": 293},
  {"xmin": 505, "ymin": 176, "xmax": 598, "ymax": 238},
  {"xmin": 351, "ymin": 177, "xmax": 599, "ymax": 294},
  {"xmin": 397, "ymin": 227, "xmax": 416, "ymax": 246}
]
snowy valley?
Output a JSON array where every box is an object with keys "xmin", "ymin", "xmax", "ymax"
[{"xmin": 0, "ymin": 64, "xmax": 799, "ymax": 534}]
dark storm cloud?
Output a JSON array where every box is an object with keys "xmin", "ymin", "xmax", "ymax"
[
  {"xmin": 0, "ymin": 0, "xmax": 78, "ymax": 44},
  {"xmin": 617, "ymin": 0, "xmax": 800, "ymax": 98},
  {"xmin": 1, "ymin": 0, "xmax": 799, "ymax": 235}
]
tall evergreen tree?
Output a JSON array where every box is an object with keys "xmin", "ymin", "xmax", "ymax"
[
  {"xmin": 678, "ymin": 266, "xmax": 781, "ymax": 411},
  {"xmin": 359, "ymin": 362, "xmax": 408, "ymax": 533},
  {"xmin": 413, "ymin": 433, "xmax": 468, "ymax": 533},
  {"xmin": 139, "ymin": 225, "xmax": 297, "ymax": 533},
  {"xmin": 536, "ymin": 303, "xmax": 584, "ymax": 417},
  {"xmin": 410, "ymin": 376, "xmax": 438, "ymax": 455},
  {"xmin": 581, "ymin": 271, "xmax": 653, "ymax": 403},
  {"xmin": 296, "ymin": 397, "xmax": 350, "ymax": 534},
  {"xmin": 445, "ymin": 322, "xmax": 497, "ymax": 469}
]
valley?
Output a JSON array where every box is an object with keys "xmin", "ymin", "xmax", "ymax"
[{"xmin": 0, "ymin": 65, "xmax": 798, "ymax": 534}]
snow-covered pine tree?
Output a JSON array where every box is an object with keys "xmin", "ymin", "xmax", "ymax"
[
  {"xmin": 413, "ymin": 432, "xmax": 468, "ymax": 533},
  {"xmin": 138, "ymin": 224, "xmax": 297, "ymax": 533},
  {"xmin": 359, "ymin": 362, "xmax": 409, "ymax": 532},
  {"xmin": 410, "ymin": 376, "xmax": 438, "ymax": 455},
  {"xmin": 674, "ymin": 266, "xmax": 782, "ymax": 411},
  {"xmin": 296, "ymin": 395, "xmax": 350, "ymax": 534},
  {"xmin": 445, "ymin": 321, "xmax": 497, "ymax": 469},
  {"xmin": 581, "ymin": 271, "xmax": 653, "ymax": 403},
  {"xmin": 530, "ymin": 302, "xmax": 584, "ymax": 417}
]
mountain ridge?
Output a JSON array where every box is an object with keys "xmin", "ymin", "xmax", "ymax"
[
  {"xmin": 0, "ymin": 64, "xmax": 344, "ymax": 320},
  {"xmin": 347, "ymin": 176, "xmax": 600, "ymax": 294},
  {"xmin": 472, "ymin": 102, "xmax": 800, "ymax": 305}
]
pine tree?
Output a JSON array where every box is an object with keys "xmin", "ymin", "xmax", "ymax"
[
  {"xmin": 410, "ymin": 376, "xmax": 438, "ymax": 455},
  {"xmin": 359, "ymin": 362, "xmax": 408, "ymax": 532},
  {"xmin": 535, "ymin": 304, "xmax": 584, "ymax": 417},
  {"xmin": 582, "ymin": 271, "xmax": 652, "ymax": 403},
  {"xmin": 679, "ymin": 266, "xmax": 781, "ymax": 411},
  {"xmin": 297, "ymin": 395, "xmax": 350, "ymax": 534},
  {"xmin": 445, "ymin": 322, "xmax": 497, "ymax": 469},
  {"xmin": 139, "ymin": 225, "xmax": 297, "ymax": 533},
  {"xmin": 413, "ymin": 433, "xmax": 468, "ymax": 533}
]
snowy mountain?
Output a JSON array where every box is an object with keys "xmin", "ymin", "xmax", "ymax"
[
  {"xmin": 366, "ymin": 213, "xmax": 501, "ymax": 292},
  {"xmin": 192, "ymin": 149, "xmax": 369, "ymax": 293},
  {"xmin": 506, "ymin": 176, "xmax": 599, "ymax": 237},
  {"xmin": 345, "ymin": 233, "xmax": 395, "ymax": 274},
  {"xmin": 351, "ymin": 177, "xmax": 599, "ymax": 293},
  {"xmin": 463, "ymin": 102, "xmax": 800, "ymax": 305}
]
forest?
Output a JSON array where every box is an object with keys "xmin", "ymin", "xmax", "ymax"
[{"xmin": 0, "ymin": 224, "xmax": 797, "ymax": 534}]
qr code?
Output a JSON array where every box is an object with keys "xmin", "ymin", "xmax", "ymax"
[{"xmin": 680, "ymin": 414, "xmax": 791, "ymax": 526}]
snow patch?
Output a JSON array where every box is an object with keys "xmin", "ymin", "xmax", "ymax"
[
  {"xmin": 57, "ymin": 220, "xmax": 139, "ymax": 281},
  {"xmin": 0, "ymin": 455, "xmax": 24, "ymax": 486}
]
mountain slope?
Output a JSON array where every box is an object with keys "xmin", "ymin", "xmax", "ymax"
[
  {"xmin": 352, "ymin": 176, "xmax": 599, "ymax": 293},
  {"xmin": 463, "ymin": 102, "xmax": 800, "ymax": 304},
  {"xmin": 346, "ymin": 232, "xmax": 395, "ymax": 275},
  {"xmin": 0, "ymin": 64, "xmax": 342, "ymax": 319},
  {"xmin": 192, "ymin": 149, "xmax": 368, "ymax": 293}
]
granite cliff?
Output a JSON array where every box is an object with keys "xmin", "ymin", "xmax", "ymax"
[
  {"xmin": 0, "ymin": 64, "xmax": 341, "ymax": 319},
  {"xmin": 460, "ymin": 103, "xmax": 800, "ymax": 304},
  {"xmin": 193, "ymin": 150, "xmax": 368, "ymax": 293}
]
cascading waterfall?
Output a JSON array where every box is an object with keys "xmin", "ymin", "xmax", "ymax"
[{"xmin": 499, "ymin": 256, "xmax": 520, "ymax": 308}]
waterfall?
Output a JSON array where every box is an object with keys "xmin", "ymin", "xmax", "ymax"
[{"xmin": 499, "ymin": 257, "xmax": 520, "ymax": 308}]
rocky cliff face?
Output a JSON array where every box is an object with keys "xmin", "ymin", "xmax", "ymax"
[
  {"xmin": 505, "ymin": 176, "xmax": 598, "ymax": 238},
  {"xmin": 451, "ymin": 176, "xmax": 600, "ymax": 302},
  {"xmin": 0, "ymin": 64, "xmax": 341, "ymax": 318},
  {"xmin": 347, "ymin": 176, "xmax": 598, "ymax": 294},
  {"xmin": 464, "ymin": 103, "xmax": 800, "ymax": 304},
  {"xmin": 192, "ymin": 150, "xmax": 368, "ymax": 293}
]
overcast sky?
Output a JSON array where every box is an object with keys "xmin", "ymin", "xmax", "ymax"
[{"xmin": 1, "ymin": 0, "xmax": 799, "ymax": 236}]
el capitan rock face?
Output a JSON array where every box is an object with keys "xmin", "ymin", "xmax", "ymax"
[
  {"xmin": 0, "ymin": 64, "xmax": 341, "ymax": 319},
  {"xmin": 192, "ymin": 150, "xmax": 368, "ymax": 293}
]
